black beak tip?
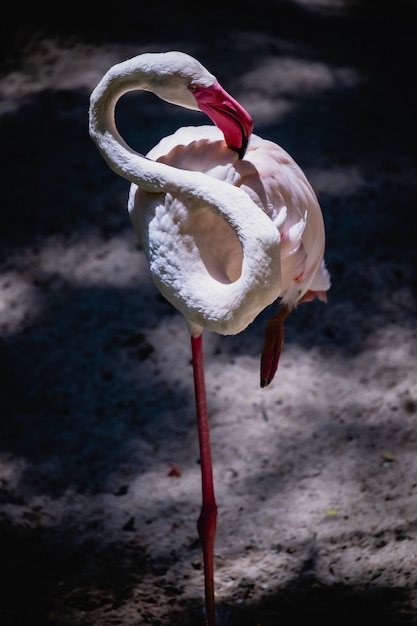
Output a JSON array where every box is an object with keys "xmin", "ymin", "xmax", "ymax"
[{"xmin": 231, "ymin": 135, "xmax": 249, "ymax": 160}]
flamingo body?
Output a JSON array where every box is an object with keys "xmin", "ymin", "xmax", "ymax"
[{"xmin": 129, "ymin": 124, "xmax": 329, "ymax": 338}]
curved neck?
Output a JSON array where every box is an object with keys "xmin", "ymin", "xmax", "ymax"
[
  {"xmin": 89, "ymin": 63, "xmax": 266, "ymax": 237},
  {"xmin": 89, "ymin": 64, "xmax": 176, "ymax": 194}
]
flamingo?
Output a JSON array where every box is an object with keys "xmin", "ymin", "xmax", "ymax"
[{"xmin": 89, "ymin": 50, "xmax": 330, "ymax": 626}]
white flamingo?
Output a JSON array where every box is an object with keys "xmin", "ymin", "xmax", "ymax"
[{"xmin": 89, "ymin": 50, "xmax": 330, "ymax": 626}]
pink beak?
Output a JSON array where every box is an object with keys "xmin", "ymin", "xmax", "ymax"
[{"xmin": 191, "ymin": 81, "xmax": 254, "ymax": 159}]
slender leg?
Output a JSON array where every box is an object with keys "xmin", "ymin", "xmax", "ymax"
[
  {"xmin": 191, "ymin": 333, "xmax": 218, "ymax": 626},
  {"xmin": 260, "ymin": 304, "xmax": 291, "ymax": 388}
]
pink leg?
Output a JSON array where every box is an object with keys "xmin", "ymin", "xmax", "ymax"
[
  {"xmin": 191, "ymin": 334, "xmax": 218, "ymax": 626},
  {"xmin": 260, "ymin": 305, "xmax": 291, "ymax": 388}
]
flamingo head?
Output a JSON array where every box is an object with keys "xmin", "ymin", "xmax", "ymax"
[
  {"xmin": 189, "ymin": 80, "xmax": 254, "ymax": 159},
  {"xmin": 138, "ymin": 51, "xmax": 253, "ymax": 159}
]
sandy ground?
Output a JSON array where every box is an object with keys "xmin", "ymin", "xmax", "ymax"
[{"xmin": 1, "ymin": 2, "xmax": 417, "ymax": 624}]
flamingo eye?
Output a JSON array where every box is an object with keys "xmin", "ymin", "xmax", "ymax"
[{"xmin": 188, "ymin": 83, "xmax": 202, "ymax": 93}]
